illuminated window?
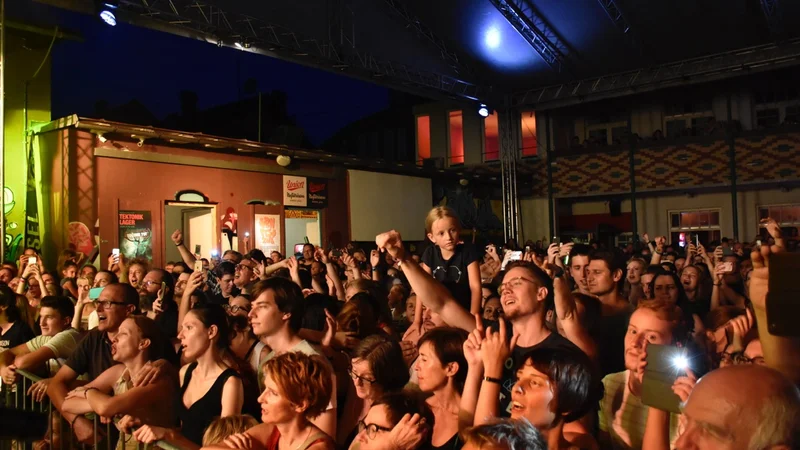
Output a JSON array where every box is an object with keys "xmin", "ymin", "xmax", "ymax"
[
  {"xmin": 484, "ymin": 112, "xmax": 499, "ymax": 161},
  {"xmin": 758, "ymin": 204, "xmax": 800, "ymax": 238},
  {"xmin": 448, "ymin": 111, "xmax": 464, "ymax": 165},
  {"xmin": 520, "ymin": 111, "xmax": 537, "ymax": 157},
  {"xmin": 669, "ymin": 209, "xmax": 722, "ymax": 245},
  {"xmin": 416, "ymin": 115, "xmax": 431, "ymax": 165}
]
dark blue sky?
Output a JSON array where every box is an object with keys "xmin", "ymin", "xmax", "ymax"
[{"xmin": 45, "ymin": 7, "xmax": 390, "ymax": 145}]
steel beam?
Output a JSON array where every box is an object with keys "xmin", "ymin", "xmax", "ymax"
[
  {"xmin": 596, "ymin": 0, "xmax": 640, "ymax": 51},
  {"xmin": 33, "ymin": 0, "xmax": 493, "ymax": 102},
  {"xmin": 759, "ymin": 0, "xmax": 784, "ymax": 38},
  {"xmin": 488, "ymin": 0, "xmax": 571, "ymax": 74},
  {"xmin": 513, "ymin": 37, "xmax": 800, "ymax": 109},
  {"xmin": 382, "ymin": 0, "xmax": 471, "ymax": 76}
]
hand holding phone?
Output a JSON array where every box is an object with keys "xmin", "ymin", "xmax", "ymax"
[
  {"xmin": 28, "ymin": 257, "xmax": 37, "ymax": 265},
  {"xmin": 194, "ymin": 260, "xmax": 204, "ymax": 273},
  {"xmin": 642, "ymin": 344, "xmax": 694, "ymax": 414},
  {"xmin": 718, "ymin": 261, "xmax": 734, "ymax": 273}
]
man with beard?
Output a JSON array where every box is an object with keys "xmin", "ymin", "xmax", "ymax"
[{"xmin": 139, "ymin": 269, "xmax": 178, "ymax": 338}]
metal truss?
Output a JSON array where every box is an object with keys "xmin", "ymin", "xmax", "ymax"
[
  {"xmin": 759, "ymin": 0, "xmax": 784, "ymax": 38},
  {"xmin": 38, "ymin": 0, "xmax": 492, "ymax": 102},
  {"xmin": 513, "ymin": 36, "xmax": 800, "ymax": 109},
  {"xmin": 596, "ymin": 0, "xmax": 639, "ymax": 50},
  {"xmin": 382, "ymin": 0, "xmax": 471, "ymax": 76},
  {"xmin": 488, "ymin": 0, "xmax": 571, "ymax": 74}
]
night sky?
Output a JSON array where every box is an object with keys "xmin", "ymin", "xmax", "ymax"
[{"xmin": 43, "ymin": 6, "xmax": 391, "ymax": 146}]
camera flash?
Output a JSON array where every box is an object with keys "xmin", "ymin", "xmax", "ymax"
[{"xmin": 672, "ymin": 355, "xmax": 689, "ymax": 370}]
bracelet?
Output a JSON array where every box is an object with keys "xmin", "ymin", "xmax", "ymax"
[
  {"xmin": 175, "ymin": 241, "xmax": 183, "ymax": 246},
  {"xmin": 713, "ymin": 283, "xmax": 721, "ymax": 286},
  {"xmin": 83, "ymin": 387, "xmax": 99, "ymax": 399},
  {"xmin": 483, "ymin": 376, "xmax": 503, "ymax": 385}
]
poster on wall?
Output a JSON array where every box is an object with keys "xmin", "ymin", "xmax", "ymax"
[
  {"xmin": 283, "ymin": 175, "xmax": 307, "ymax": 207},
  {"xmin": 118, "ymin": 210, "xmax": 153, "ymax": 261},
  {"xmin": 254, "ymin": 214, "xmax": 281, "ymax": 255},
  {"xmin": 308, "ymin": 178, "xmax": 328, "ymax": 208}
]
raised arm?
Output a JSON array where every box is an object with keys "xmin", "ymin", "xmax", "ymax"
[
  {"xmin": 474, "ymin": 319, "xmax": 517, "ymax": 425},
  {"xmin": 171, "ymin": 229, "xmax": 197, "ymax": 267},
  {"xmin": 319, "ymin": 249, "xmax": 345, "ymax": 301},
  {"xmin": 750, "ymin": 219, "xmax": 800, "ymax": 385},
  {"xmin": 553, "ymin": 277, "xmax": 597, "ymax": 360},
  {"xmin": 179, "ymin": 271, "xmax": 204, "ymax": 332},
  {"xmin": 650, "ymin": 236, "xmax": 665, "ymax": 266},
  {"xmin": 377, "ymin": 230, "xmax": 475, "ymax": 332}
]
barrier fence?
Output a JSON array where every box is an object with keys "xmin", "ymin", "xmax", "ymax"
[{"xmin": 1, "ymin": 370, "xmax": 178, "ymax": 450}]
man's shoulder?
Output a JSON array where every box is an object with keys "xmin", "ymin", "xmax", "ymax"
[
  {"xmin": 77, "ymin": 328, "xmax": 105, "ymax": 346},
  {"xmin": 537, "ymin": 329, "xmax": 582, "ymax": 352},
  {"xmin": 602, "ymin": 370, "xmax": 628, "ymax": 390}
]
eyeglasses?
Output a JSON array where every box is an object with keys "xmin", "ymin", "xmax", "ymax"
[
  {"xmin": 497, "ymin": 276, "xmax": 536, "ymax": 295},
  {"xmin": 143, "ymin": 281, "xmax": 161, "ymax": 288},
  {"xmin": 223, "ymin": 304, "xmax": 251, "ymax": 314},
  {"xmin": 348, "ymin": 368, "xmax": 376, "ymax": 386},
  {"xmin": 94, "ymin": 300, "xmax": 127, "ymax": 309},
  {"xmin": 357, "ymin": 419, "xmax": 392, "ymax": 440}
]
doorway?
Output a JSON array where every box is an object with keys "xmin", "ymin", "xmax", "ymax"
[
  {"xmin": 164, "ymin": 203, "xmax": 217, "ymax": 263},
  {"xmin": 284, "ymin": 209, "xmax": 321, "ymax": 257}
]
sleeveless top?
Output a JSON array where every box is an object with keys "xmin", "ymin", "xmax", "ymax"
[
  {"xmin": 177, "ymin": 362, "xmax": 240, "ymax": 445},
  {"xmin": 265, "ymin": 427, "xmax": 330, "ymax": 450},
  {"xmin": 432, "ymin": 433, "xmax": 461, "ymax": 450}
]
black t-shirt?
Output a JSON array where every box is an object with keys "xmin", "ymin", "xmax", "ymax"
[
  {"xmin": 155, "ymin": 300, "xmax": 179, "ymax": 339},
  {"xmin": 0, "ymin": 321, "xmax": 35, "ymax": 352},
  {"xmin": 482, "ymin": 318, "xmax": 583, "ymax": 417},
  {"xmin": 422, "ymin": 243, "xmax": 479, "ymax": 311},
  {"xmin": 592, "ymin": 308, "xmax": 633, "ymax": 376},
  {"xmin": 66, "ymin": 329, "xmax": 118, "ymax": 380}
]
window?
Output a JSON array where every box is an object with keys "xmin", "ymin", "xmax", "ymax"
[
  {"xmin": 665, "ymin": 119, "xmax": 687, "ymax": 138},
  {"xmin": 416, "ymin": 115, "xmax": 431, "ymax": 165},
  {"xmin": 484, "ymin": 111, "xmax": 499, "ymax": 161},
  {"xmin": 668, "ymin": 208, "xmax": 722, "ymax": 245},
  {"xmin": 520, "ymin": 111, "xmax": 537, "ymax": 157},
  {"xmin": 584, "ymin": 114, "xmax": 627, "ymax": 146},
  {"xmin": 758, "ymin": 204, "xmax": 800, "ymax": 239},
  {"xmin": 756, "ymin": 108, "xmax": 780, "ymax": 128},
  {"xmin": 448, "ymin": 110, "xmax": 464, "ymax": 165}
]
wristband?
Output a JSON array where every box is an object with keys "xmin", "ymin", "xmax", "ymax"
[
  {"xmin": 83, "ymin": 387, "xmax": 99, "ymax": 399},
  {"xmin": 483, "ymin": 376, "xmax": 503, "ymax": 385},
  {"xmin": 175, "ymin": 241, "xmax": 183, "ymax": 246}
]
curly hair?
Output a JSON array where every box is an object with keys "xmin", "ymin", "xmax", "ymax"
[{"xmin": 261, "ymin": 352, "xmax": 332, "ymax": 420}]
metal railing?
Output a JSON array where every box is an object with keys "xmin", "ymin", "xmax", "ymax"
[{"xmin": 1, "ymin": 370, "xmax": 179, "ymax": 450}]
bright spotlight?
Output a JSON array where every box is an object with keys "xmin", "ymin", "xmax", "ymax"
[
  {"xmin": 234, "ymin": 41, "xmax": 244, "ymax": 49},
  {"xmin": 478, "ymin": 104, "xmax": 489, "ymax": 117},
  {"xmin": 672, "ymin": 355, "xmax": 689, "ymax": 371},
  {"xmin": 485, "ymin": 27, "xmax": 501, "ymax": 49},
  {"xmin": 99, "ymin": 9, "xmax": 116, "ymax": 26}
]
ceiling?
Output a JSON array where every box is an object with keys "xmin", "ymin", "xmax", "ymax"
[{"xmin": 27, "ymin": 0, "xmax": 800, "ymax": 108}]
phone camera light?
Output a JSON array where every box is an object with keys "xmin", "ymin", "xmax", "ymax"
[
  {"xmin": 211, "ymin": 250, "xmax": 219, "ymax": 257},
  {"xmin": 672, "ymin": 355, "xmax": 689, "ymax": 370}
]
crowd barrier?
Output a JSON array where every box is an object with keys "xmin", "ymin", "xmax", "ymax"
[{"xmin": 0, "ymin": 370, "xmax": 178, "ymax": 450}]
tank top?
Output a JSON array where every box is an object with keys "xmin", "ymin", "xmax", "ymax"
[
  {"xmin": 177, "ymin": 362, "xmax": 240, "ymax": 445},
  {"xmin": 265, "ymin": 427, "xmax": 330, "ymax": 450},
  {"xmin": 432, "ymin": 433, "xmax": 461, "ymax": 450}
]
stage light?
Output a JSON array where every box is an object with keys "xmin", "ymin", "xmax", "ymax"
[
  {"xmin": 276, "ymin": 155, "xmax": 292, "ymax": 167},
  {"xmin": 478, "ymin": 103, "xmax": 489, "ymax": 117},
  {"xmin": 98, "ymin": 2, "xmax": 118, "ymax": 26},
  {"xmin": 234, "ymin": 41, "xmax": 243, "ymax": 49},
  {"xmin": 485, "ymin": 27, "xmax": 501, "ymax": 49}
]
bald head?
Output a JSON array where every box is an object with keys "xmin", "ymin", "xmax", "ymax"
[{"xmin": 676, "ymin": 365, "xmax": 800, "ymax": 450}]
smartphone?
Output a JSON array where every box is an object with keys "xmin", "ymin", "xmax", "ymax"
[
  {"xmin": 194, "ymin": 260, "xmax": 204, "ymax": 272},
  {"xmin": 28, "ymin": 256, "xmax": 36, "ymax": 265},
  {"xmin": 194, "ymin": 244, "xmax": 201, "ymax": 254},
  {"xmin": 723, "ymin": 247, "xmax": 734, "ymax": 257},
  {"xmin": 552, "ymin": 236, "xmax": 560, "ymax": 245},
  {"xmin": 160, "ymin": 281, "xmax": 167, "ymax": 293},
  {"xmin": 500, "ymin": 251, "xmax": 522, "ymax": 270},
  {"xmin": 694, "ymin": 234, "xmax": 700, "ymax": 248},
  {"xmin": 525, "ymin": 245, "xmax": 531, "ymax": 253},
  {"xmin": 332, "ymin": 248, "xmax": 343, "ymax": 258},
  {"xmin": 89, "ymin": 287, "xmax": 104, "ymax": 300},
  {"xmin": 766, "ymin": 252, "xmax": 800, "ymax": 336},
  {"xmin": 642, "ymin": 344, "xmax": 690, "ymax": 414},
  {"xmin": 718, "ymin": 261, "xmax": 734, "ymax": 273},
  {"xmin": 245, "ymin": 231, "xmax": 250, "ymax": 237},
  {"xmin": 756, "ymin": 239, "xmax": 762, "ymax": 248}
]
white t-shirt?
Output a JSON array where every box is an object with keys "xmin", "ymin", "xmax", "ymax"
[{"xmin": 25, "ymin": 328, "xmax": 82, "ymax": 376}]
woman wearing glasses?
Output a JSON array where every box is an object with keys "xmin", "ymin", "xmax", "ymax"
[
  {"xmin": 227, "ymin": 313, "xmax": 269, "ymax": 374},
  {"xmin": 352, "ymin": 391, "xmax": 434, "ymax": 450},
  {"xmin": 204, "ymin": 351, "xmax": 334, "ymax": 450},
  {"xmin": 337, "ymin": 334, "xmax": 409, "ymax": 448}
]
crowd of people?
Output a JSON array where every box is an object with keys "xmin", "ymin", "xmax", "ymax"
[{"xmin": 1, "ymin": 205, "xmax": 799, "ymax": 450}]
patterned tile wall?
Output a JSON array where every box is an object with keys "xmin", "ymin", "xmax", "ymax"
[{"xmin": 524, "ymin": 132, "xmax": 800, "ymax": 198}]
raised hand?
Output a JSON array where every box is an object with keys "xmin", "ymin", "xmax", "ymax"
[
  {"xmin": 385, "ymin": 413, "xmax": 427, "ymax": 450},
  {"xmin": 672, "ymin": 368, "xmax": 697, "ymax": 404},
  {"xmin": 340, "ymin": 253, "xmax": 357, "ymax": 269},
  {"xmin": 253, "ymin": 260, "xmax": 266, "ymax": 280},
  {"xmin": 315, "ymin": 247, "xmax": 330, "ymax": 264},
  {"xmin": 170, "ymin": 229, "xmax": 183, "ymax": 245},
  {"xmin": 546, "ymin": 243, "xmax": 559, "ymax": 265},
  {"xmin": 480, "ymin": 318, "xmax": 518, "ymax": 378},
  {"xmin": 642, "ymin": 232, "xmax": 650, "ymax": 243},
  {"xmin": 463, "ymin": 314, "xmax": 485, "ymax": 369},
  {"xmin": 726, "ymin": 308, "xmax": 754, "ymax": 353},
  {"xmin": 559, "ymin": 242, "xmax": 574, "ymax": 258},
  {"xmin": 286, "ymin": 256, "xmax": 299, "ymax": 277},
  {"xmin": 376, "ymin": 230, "xmax": 406, "ymax": 262},
  {"xmin": 760, "ymin": 217, "xmax": 785, "ymax": 251},
  {"xmin": 321, "ymin": 309, "xmax": 337, "ymax": 348},
  {"xmin": 370, "ymin": 249, "xmax": 380, "ymax": 267}
]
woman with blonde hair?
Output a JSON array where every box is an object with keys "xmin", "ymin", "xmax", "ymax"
[{"xmin": 202, "ymin": 415, "xmax": 259, "ymax": 447}]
